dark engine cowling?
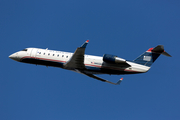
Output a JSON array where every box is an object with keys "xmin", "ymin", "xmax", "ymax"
[{"xmin": 103, "ymin": 54, "xmax": 126, "ymax": 64}]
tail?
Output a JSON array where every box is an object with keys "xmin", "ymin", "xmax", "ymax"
[{"xmin": 133, "ymin": 45, "xmax": 171, "ymax": 67}]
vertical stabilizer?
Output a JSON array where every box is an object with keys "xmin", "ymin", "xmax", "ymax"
[{"xmin": 133, "ymin": 45, "xmax": 171, "ymax": 66}]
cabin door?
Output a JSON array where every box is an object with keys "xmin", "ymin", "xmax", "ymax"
[{"xmin": 30, "ymin": 49, "xmax": 38, "ymax": 58}]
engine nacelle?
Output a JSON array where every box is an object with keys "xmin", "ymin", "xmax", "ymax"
[{"xmin": 103, "ymin": 54, "xmax": 126, "ymax": 64}]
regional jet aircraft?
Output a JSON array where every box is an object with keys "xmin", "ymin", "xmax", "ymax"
[{"xmin": 9, "ymin": 40, "xmax": 171, "ymax": 85}]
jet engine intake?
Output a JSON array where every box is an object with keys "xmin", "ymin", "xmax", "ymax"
[{"xmin": 103, "ymin": 54, "xmax": 126, "ymax": 64}]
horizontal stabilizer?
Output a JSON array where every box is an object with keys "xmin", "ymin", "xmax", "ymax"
[
  {"xmin": 152, "ymin": 45, "xmax": 172, "ymax": 57},
  {"xmin": 162, "ymin": 51, "xmax": 172, "ymax": 57},
  {"xmin": 152, "ymin": 45, "xmax": 164, "ymax": 53}
]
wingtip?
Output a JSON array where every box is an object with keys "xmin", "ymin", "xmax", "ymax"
[
  {"xmin": 81, "ymin": 40, "xmax": 89, "ymax": 48},
  {"xmin": 116, "ymin": 78, "xmax": 123, "ymax": 85}
]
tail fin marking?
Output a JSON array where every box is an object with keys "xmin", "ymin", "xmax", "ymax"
[{"xmin": 133, "ymin": 45, "xmax": 171, "ymax": 67}]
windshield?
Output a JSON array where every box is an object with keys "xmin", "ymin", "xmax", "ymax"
[{"xmin": 21, "ymin": 49, "xmax": 27, "ymax": 51}]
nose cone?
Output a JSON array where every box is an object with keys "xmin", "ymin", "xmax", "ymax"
[{"xmin": 9, "ymin": 53, "xmax": 18, "ymax": 61}]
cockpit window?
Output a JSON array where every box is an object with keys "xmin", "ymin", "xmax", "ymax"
[{"xmin": 21, "ymin": 49, "xmax": 27, "ymax": 51}]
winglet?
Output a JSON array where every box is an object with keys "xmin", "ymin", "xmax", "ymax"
[
  {"xmin": 116, "ymin": 78, "xmax": 123, "ymax": 85},
  {"xmin": 81, "ymin": 40, "xmax": 89, "ymax": 48},
  {"xmin": 105, "ymin": 77, "xmax": 123, "ymax": 85}
]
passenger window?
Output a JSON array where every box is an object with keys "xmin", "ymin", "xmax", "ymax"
[
  {"xmin": 44, "ymin": 53, "xmax": 45, "ymax": 55},
  {"xmin": 48, "ymin": 53, "xmax": 50, "ymax": 55},
  {"xmin": 39, "ymin": 52, "xmax": 41, "ymax": 54},
  {"xmin": 53, "ymin": 54, "xmax": 55, "ymax": 56},
  {"xmin": 57, "ymin": 54, "xmax": 59, "ymax": 57},
  {"xmin": 66, "ymin": 56, "xmax": 68, "ymax": 58},
  {"xmin": 62, "ymin": 55, "xmax": 64, "ymax": 57}
]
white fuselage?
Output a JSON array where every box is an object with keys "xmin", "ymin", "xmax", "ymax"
[{"xmin": 9, "ymin": 47, "xmax": 150, "ymax": 75}]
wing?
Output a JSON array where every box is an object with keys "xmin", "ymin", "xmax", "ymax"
[
  {"xmin": 84, "ymin": 73, "xmax": 123, "ymax": 85},
  {"xmin": 74, "ymin": 69, "xmax": 123, "ymax": 85},
  {"xmin": 84, "ymin": 73, "xmax": 122, "ymax": 85},
  {"xmin": 63, "ymin": 40, "xmax": 89, "ymax": 69}
]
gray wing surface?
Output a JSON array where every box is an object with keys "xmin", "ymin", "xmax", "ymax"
[
  {"xmin": 82, "ymin": 72, "xmax": 122, "ymax": 85},
  {"xmin": 63, "ymin": 40, "xmax": 89, "ymax": 69},
  {"xmin": 74, "ymin": 69, "xmax": 122, "ymax": 85},
  {"xmin": 63, "ymin": 47, "xmax": 86, "ymax": 69}
]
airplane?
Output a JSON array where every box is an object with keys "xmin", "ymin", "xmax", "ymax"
[{"xmin": 9, "ymin": 40, "xmax": 171, "ymax": 85}]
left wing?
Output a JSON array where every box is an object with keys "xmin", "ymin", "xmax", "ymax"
[
  {"xmin": 74, "ymin": 69, "xmax": 123, "ymax": 85},
  {"xmin": 84, "ymin": 73, "xmax": 123, "ymax": 85},
  {"xmin": 63, "ymin": 40, "xmax": 89, "ymax": 69},
  {"xmin": 83, "ymin": 73, "xmax": 123, "ymax": 85}
]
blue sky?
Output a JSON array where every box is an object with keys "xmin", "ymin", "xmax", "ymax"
[{"xmin": 1, "ymin": 0, "xmax": 180, "ymax": 120}]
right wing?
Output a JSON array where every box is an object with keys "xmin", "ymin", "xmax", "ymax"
[{"xmin": 63, "ymin": 40, "xmax": 89, "ymax": 69}]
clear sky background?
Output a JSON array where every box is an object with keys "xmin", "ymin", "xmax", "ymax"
[{"xmin": 1, "ymin": 0, "xmax": 180, "ymax": 120}]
